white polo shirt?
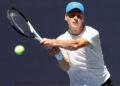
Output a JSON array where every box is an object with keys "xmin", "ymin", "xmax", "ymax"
[{"xmin": 57, "ymin": 26, "xmax": 110, "ymax": 86}]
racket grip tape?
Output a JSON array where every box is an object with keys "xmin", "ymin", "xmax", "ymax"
[{"xmin": 55, "ymin": 51, "xmax": 64, "ymax": 60}]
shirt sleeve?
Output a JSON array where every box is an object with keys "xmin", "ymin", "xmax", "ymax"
[{"xmin": 81, "ymin": 27, "xmax": 100, "ymax": 48}]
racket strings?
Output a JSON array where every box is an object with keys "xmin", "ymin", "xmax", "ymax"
[{"xmin": 8, "ymin": 9, "xmax": 35, "ymax": 38}]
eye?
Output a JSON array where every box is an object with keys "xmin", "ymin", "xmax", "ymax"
[
  {"xmin": 68, "ymin": 15, "xmax": 75, "ymax": 18},
  {"xmin": 77, "ymin": 15, "xmax": 82, "ymax": 19}
]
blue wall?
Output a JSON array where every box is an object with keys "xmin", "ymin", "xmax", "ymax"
[{"xmin": 0, "ymin": 0, "xmax": 120, "ymax": 86}]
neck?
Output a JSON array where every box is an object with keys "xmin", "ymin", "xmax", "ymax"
[{"xmin": 68, "ymin": 25, "xmax": 84, "ymax": 35}]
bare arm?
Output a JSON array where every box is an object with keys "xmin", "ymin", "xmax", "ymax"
[
  {"xmin": 42, "ymin": 46, "xmax": 70, "ymax": 72},
  {"xmin": 40, "ymin": 38, "xmax": 89, "ymax": 50},
  {"xmin": 55, "ymin": 38, "xmax": 89, "ymax": 50},
  {"xmin": 57, "ymin": 50, "xmax": 70, "ymax": 71},
  {"xmin": 40, "ymin": 38, "xmax": 89, "ymax": 71}
]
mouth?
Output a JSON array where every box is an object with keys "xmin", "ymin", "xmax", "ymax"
[{"xmin": 72, "ymin": 22, "xmax": 78, "ymax": 25}]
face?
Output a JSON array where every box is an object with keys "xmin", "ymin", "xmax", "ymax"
[{"xmin": 65, "ymin": 9, "xmax": 84, "ymax": 35}]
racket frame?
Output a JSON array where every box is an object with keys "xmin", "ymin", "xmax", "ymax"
[{"xmin": 7, "ymin": 8, "xmax": 42, "ymax": 41}]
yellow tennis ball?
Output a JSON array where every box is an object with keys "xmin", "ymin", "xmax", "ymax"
[{"xmin": 14, "ymin": 45, "xmax": 25, "ymax": 55}]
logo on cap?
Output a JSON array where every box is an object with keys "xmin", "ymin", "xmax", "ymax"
[{"xmin": 66, "ymin": 2, "xmax": 84, "ymax": 13}]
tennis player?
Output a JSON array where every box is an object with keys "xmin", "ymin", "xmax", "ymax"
[{"xmin": 40, "ymin": 2, "xmax": 114, "ymax": 86}]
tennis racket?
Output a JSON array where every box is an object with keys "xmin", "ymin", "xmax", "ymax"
[{"xmin": 7, "ymin": 8, "xmax": 42, "ymax": 41}]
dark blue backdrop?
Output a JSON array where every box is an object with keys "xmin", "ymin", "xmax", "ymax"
[{"xmin": 0, "ymin": 0, "xmax": 120, "ymax": 86}]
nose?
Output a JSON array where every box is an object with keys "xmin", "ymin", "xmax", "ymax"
[
  {"xmin": 73, "ymin": 16, "xmax": 78, "ymax": 21},
  {"xmin": 74, "ymin": 15, "xmax": 78, "ymax": 18},
  {"xmin": 74, "ymin": 15, "xmax": 78, "ymax": 19}
]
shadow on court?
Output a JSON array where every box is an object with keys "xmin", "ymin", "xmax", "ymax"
[{"xmin": 14, "ymin": 81, "xmax": 69, "ymax": 86}]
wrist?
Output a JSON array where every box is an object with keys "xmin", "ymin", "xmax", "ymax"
[{"xmin": 55, "ymin": 51, "xmax": 64, "ymax": 60}]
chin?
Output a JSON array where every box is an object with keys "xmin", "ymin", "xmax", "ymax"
[
  {"xmin": 72, "ymin": 26, "xmax": 80, "ymax": 30},
  {"xmin": 72, "ymin": 24, "xmax": 80, "ymax": 28}
]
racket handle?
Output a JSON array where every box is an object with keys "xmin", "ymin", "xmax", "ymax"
[{"xmin": 34, "ymin": 37, "xmax": 42, "ymax": 41}]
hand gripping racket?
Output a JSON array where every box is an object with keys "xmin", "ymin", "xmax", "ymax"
[{"xmin": 7, "ymin": 8, "xmax": 42, "ymax": 41}]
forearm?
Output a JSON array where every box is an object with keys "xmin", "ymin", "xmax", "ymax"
[
  {"xmin": 55, "ymin": 50, "xmax": 70, "ymax": 72},
  {"xmin": 40, "ymin": 39, "xmax": 70, "ymax": 71},
  {"xmin": 57, "ymin": 59, "xmax": 70, "ymax": 72},
  {"xmin": 54, "ymin": 38, "xmax": 89, "ymax": 50}
]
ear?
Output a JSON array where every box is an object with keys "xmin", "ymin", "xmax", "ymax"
[
  {"xmin": 65, "ymin": 14, "xmax": 67, "ymax": 21},
  {"xmin": 82, "ymin": 15, "xmax": 85, "ymax": 23}
]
